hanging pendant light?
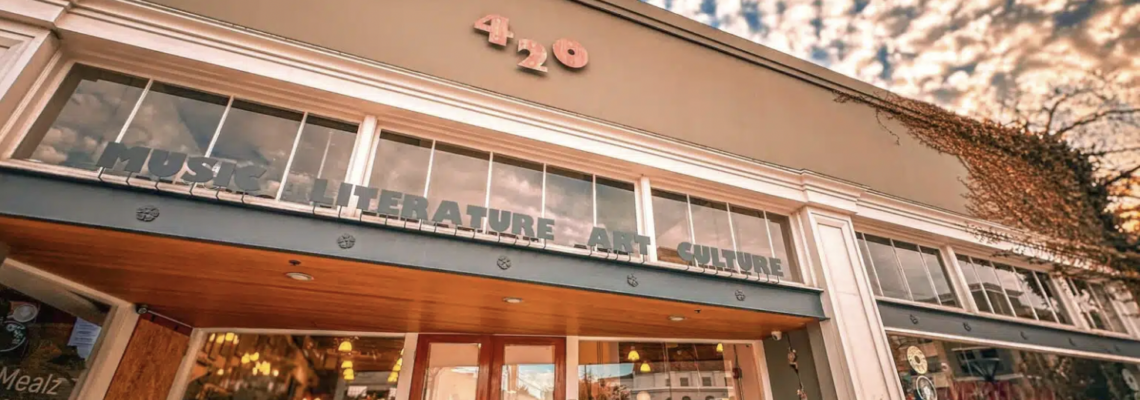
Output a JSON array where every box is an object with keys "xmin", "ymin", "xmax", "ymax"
[
  {"xmin": 341, "ymin": 360, "xmax": 354, "ymax": 370},
  {"xmin": 639, "ymin": 362, "xmax": 651, "ymax": 373},
  {"xmin": 251, "ymin": 352, "xmax": 260, "ymax": 361},
  {"xmin": 343, "ymin": 368, "xmax": 356, "ymax": 381},
  {"xmin": 393, "ymin": 357, "xmax": 402, "ymax": 372},
  {"xmin": 241, "ymin": 354, "xmax": 251, "ymax": 365},
  {"xmin": 338, "ymin": 340, "xmax": 353, "ymax": 353},
  {"xmin": 224, "ymin": 332, "xmax": 235, "ymax": 342},
  {"xmin": 272, "ymin": 369, "xmax": 279, "ymax": 377},
  {"xmin": 716, "ymin": 343, "xmax": 724, "ymax": 353},
  {"xmin": 388, "ymin": 371, "xmax": 399, "ymax": 383},
  {"xmin": 627, "ymin": 347, "xmax": 640, "ymax": 361}
]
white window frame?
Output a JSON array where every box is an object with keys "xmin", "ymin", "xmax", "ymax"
[{"xmin": 0, "ymin": 259, "xmax": 140, "ymax": 400}]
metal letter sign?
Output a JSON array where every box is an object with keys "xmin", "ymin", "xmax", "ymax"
[{"xmin": 473, "ymin": 14, "xmax": 589, "ymax": 73}]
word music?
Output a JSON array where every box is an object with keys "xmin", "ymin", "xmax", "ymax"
[{"xmin": 473, "ymin": 14, "xmax": 589, "ymax": 73}]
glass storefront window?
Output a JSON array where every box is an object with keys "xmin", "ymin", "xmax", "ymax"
[
  {"xmin": 544, "ymin": 167, "xmax": 594, "ymax": 247},
  {"xmin": 1067, "ymin": 279, "xmax": 1128, "ymax": 333},
  {"xmin": 0, "ymin": 283, "xmax": 110, "ymax": 399},
  {"xmin": 367, "ymin": 132, "xmax": 433, "ymax": 213},
  {"xmin": 488, "ymin": 155, "xmax": 544, "ymax": 232},
  {"xmin": 425, "ymin": 143, "xmax": 491, "ymax": 225},
  {"xmin": 578, "ymin": 341, "xmax": 763, "ymax": 400},
  {"xmin": 280, "ymin": 117, "xmax": 358, "ymax": 204},
  {"xmin": 888, "ymin": 334, "xmax": 1140, "ymax": 400},
  {"xmin": 652, "ymin": 191, "xmax": 801, "ymax": 281},
  {"xmin": 182, "ymin": 334, "xmax": 404, "ymax": 400},
  {"xmin": 16, "ymin": 64, "xmax": 148, "ymax": 170},
  {"xmin": 651, "ymin": 190, "xmax": 692, "ymax": 265},
  {"xmin": 119, "ymin": 82, "xmax": 229, "ymax": 179},
  {"xmin": 956, "ymin": 254, "xmax": 1074, "ymax": 325},
  {"xmin": 207, "ymin": 100, "xmax": 304, "ymax": 197},
  {"xmin": 855, "ymin": 233, "xmax": 958, "ymax": 307},
  {"xmin": 595, "ymin": 177, "xmax": 639, "ymax": 243}
]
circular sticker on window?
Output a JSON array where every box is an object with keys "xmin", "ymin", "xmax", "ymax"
[
  {"xmin": 914, "ymin": 375, "xmax": 937, "ymax": 400},
  {"xmin": 907, "ymin": 346, "xmax": 929, "ymax": 374},
  {"xmin": 0, "ymin": 321, "xmax": 27, "ymax": 352},
  {"xmin": 9, "ymin": 302, "xmax": 38, "ymax": 323},
  {"xmin": 1124, "ymin": 369, "xmax": 1139, "ymax": 392}
]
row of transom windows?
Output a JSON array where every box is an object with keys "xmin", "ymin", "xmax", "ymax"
[
  {"xmin": 11, "ymin": 63, "xmax": 801, "ymax": 282},
  {"xmin": 856, "ymin": 232, "xmax": 1140, "ymax": 336}
]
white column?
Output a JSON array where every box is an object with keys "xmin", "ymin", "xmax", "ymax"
[
  {"xmin": 395, "ymin": 333, "xmax": 419, "ymax": 400},
  {"xmin": 941, "ymin": 245, "xmax": 979, "ymax": 312},
  {"xmin": 165, "ymin": 329, "xmax": 208, "ymax": 400},
  {"xmin": 340, "ymin": 115, "xmax": 377, "ymax": 216},
  {"xmin": 566, "ymin": 336, "xmax": 579, "ymax": 400},
  {"xmin": 637, "ymin": 176, "xmax": 657, "ymax": 262},
  {"xmin": 798, "ymin": 207, "xmax": 902, "ymax": 400}
]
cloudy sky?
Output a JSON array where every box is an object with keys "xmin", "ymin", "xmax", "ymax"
[{"xmin": 642, "ymin": 0, "xmax": 1138, "ymax": 118}]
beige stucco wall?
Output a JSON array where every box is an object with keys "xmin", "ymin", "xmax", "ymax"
[{"xmin": 146, "ymin": 0, "xmax": 970, "ymax": 214}]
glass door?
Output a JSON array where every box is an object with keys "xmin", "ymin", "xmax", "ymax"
[{"xmin": 410, "ymin": 336, "xmax": 565, "ymax": 400}]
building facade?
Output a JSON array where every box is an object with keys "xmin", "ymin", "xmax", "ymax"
[{"xmin": 0, "ymin": 1, "xmax": 1138, "ymax": 399}]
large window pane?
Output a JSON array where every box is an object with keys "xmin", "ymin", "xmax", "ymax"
[
  {"xmin": 765, "ymin": 214, "xmax": 800, "ymax": 282},
  {"xmin": 280, "ymin": 116, "xmax": 357, "ymax": 204},
  {"xmin": 488, "ymin": 155, "xmax": 544, "ymax": 230},
  {"xmin": 368, "ymin": 132, "xmax": 433, "ymax": 212},
  {"xmin": 1089, "ymin": 283, "xmax": 1128, "ymax": 333},
  {"xmin": 545, "ymin": 167, "xmax": 594, "ymax": 247},
  {"xmin": 731, "ymin": 207, "xmax": 773, "ymax": 260},
  {"xmin": 16, "ymin": 64, "xmax": 148, "ymax": 170},
  {"xmin": 689, "ymin": 197, "xmax": 734, "ymax": 267},
  {"xmin": 182, "ymin": 334, "xmax": 404, "ymax": 400},
  {"xmin": 957, "ymin": 256, "xmax": 994, "ymax": 313},
  {"xmin": 119, "ymin": 81, "xmax": 229, "ymax": 180},
  {"xmin": 578, "ymin": 341, "xmax": 763, "ymax": 400},
  {"xmin": 1035, "ymin": 272, "xmax": 1072, "ymax": 325},
  {"xmin": 0, "ymin": 283, "xmax": 110, "ymax": 399},
  {"xmin": 1016, "ymin": 269, "xmax": 1059, "ymax": 323},
  {"xmin": 864, "ymin": 235, "xmax": 909, "ymax": 300},
  {"xmin": 595, "ymin": 177, "xmax": 638, "ymax": 237},
  {"xmin": 894, "ymin": 242, "xmax": 939, "ymax": 305},
  {"xmin": 1071, "ymin": 280, "xmax": 1129, "ymax": 333},
  {"xmin": 856, "ymin": 234, "xmax": 884, "ymax": 296},
  {"xmin": 208, "ymin": 100, "xmax": 304, "ymax": 197},
  {"xmin": 972, "ymin": 260, "xmax": 1015, "ymax": 316},
  {"xmin": 995, "ymin": 264, "xmax": 1038, "ymax": 320},
  {"xmin": 426, "ymin": 143, "xmax": 490, "ymax": 224},
  {"xmin": 920, "ymin": 248, "xmax": 957, "ymax": 307},
  {"xmin": 652, "ymin": 190, "xmax": 692, "ymax": 264}
]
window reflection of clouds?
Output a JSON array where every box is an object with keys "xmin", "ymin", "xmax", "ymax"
[
  {"xmin": 730, "ymin": 207, "xmax": 773, "ymax": 259},
  {"xmin": 19, "ymin": 65, "xmax": 147, "ymax": 170},
  {"xmin": 119, "ymin": 82, "xmax": 229, "ymax": 178},
  {"xmin": 208, "ymin": 100, "xmax": 303, "ymax": 196},
  {"xmin": 544, "ymin": 167, "xmax": 593, "ymax": 247},
  {"xmin": 368, "ymin": 132, "xmax": 432, "ymax": 212},
  {"xmin": 488, "ymin": 155, "xmax": 543, "ymax": 221},
  {"xmin": 280, "ymin": 117, "xmax": 357, "ymax": 205},
  {"xmin": 689, "ymin": 197, "xmax": 734, "ymax": 261},
  {"xmin": 427, "ymin": 143, "xmax": 490, "ymax": 220},
  {"xmin": 652, "ymin": 189, "xmax": 692, "ymax": 264},
  {"xmin": 766, "ymin": 214, "xmax": 799, "ymax": 281},
  {"xmin": 595, "ymin": 177, "xmax": 638, "ymax": 238}
]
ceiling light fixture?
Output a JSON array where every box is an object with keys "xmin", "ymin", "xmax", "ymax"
[
  {"xmin": 285, "ymin": 272, "xmax": 314, "ymax": 281},
  {"xmin": 668, "ymin": 315, "xmax": 686, "ymax": 322},
  {"xmin": 503, "ymin": 297, "xmax": 523, "ymax": 304}
]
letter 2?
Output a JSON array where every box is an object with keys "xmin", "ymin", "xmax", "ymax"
[{"xmin": 517, "ymin": 39, "xmax": 548, "ymax": 72}]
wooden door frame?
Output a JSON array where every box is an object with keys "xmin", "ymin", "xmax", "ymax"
[
  {"xmin": 408, "ymin": 335, "xmax": 566, "ymax": 400},
  {"xmin": 489, "ymin": 336, "xmax": 567, "ymax": 400}
]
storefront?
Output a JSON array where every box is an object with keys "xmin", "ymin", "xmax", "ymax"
[{"xmin": 0, "ymin": 0, "xmax": 1137, "ymax": 399}]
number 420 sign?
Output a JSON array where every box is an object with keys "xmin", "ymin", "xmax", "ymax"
[{"xmin": 473, "ymin": 14, "xmax": 589, "ymax": 73}]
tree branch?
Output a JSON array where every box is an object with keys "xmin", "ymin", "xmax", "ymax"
[
  {"xmin": 1106, "ymin": 164, "xmax": 1140, "ymax": 187},
  {"xmin": 1055, "ymin": 108, "xmax": 1140, "ymax": 139}
]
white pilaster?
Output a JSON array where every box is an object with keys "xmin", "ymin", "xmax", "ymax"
[{"xmin": 798, "ymin": 207, "xmax": 902, "ymax": 400}]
